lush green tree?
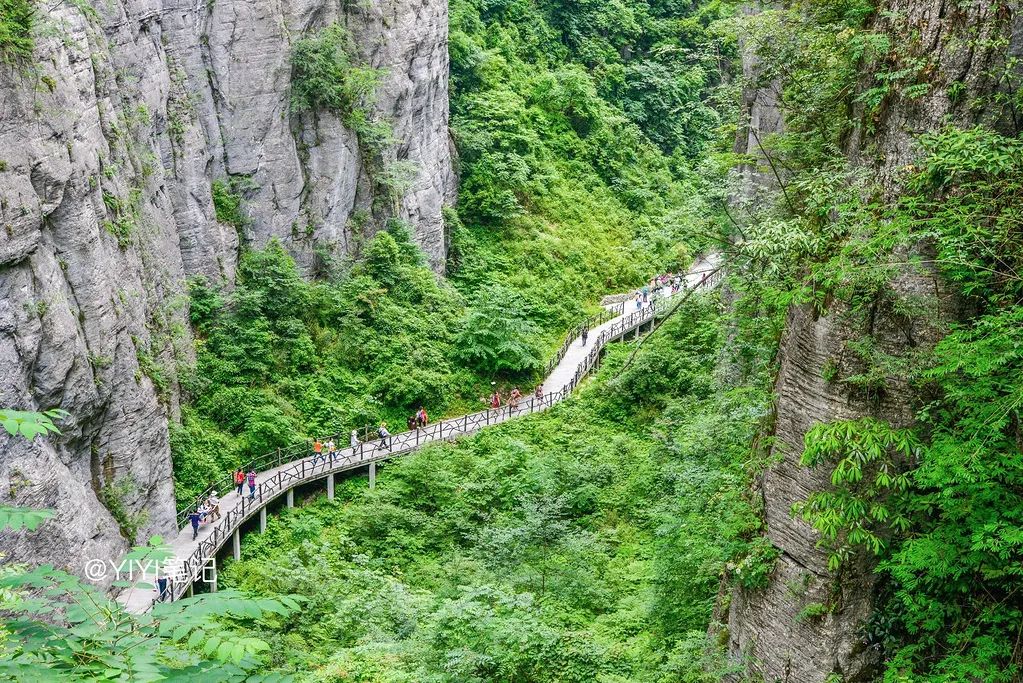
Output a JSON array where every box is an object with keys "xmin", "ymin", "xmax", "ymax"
[{"xmin": 454, "ymin": 285, "xmax": 542, "ymax": 374}]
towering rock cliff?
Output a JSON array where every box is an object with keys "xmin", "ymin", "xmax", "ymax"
[
  {"xmin": 723, "ymin": 2, "xmax": 1018, "ymax": 680},
  {"xmin": 0, "ymin": 0, "xmax": 454, "ymax": 583}
]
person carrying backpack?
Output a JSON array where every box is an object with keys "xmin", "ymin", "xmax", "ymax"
[{"xmin": 378, "ymin": 422, "xmax": 391, "ymax": 449}]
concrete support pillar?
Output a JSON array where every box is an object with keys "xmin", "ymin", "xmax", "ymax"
[
  {"xmin": 232, "ymin": 529, "xmax": 241, "ymax": 562},
  {"xmin": 327, "ymin": 472, "xmax": 335, "ymax": 500},
  {"xmin": 286, "ymin": 488, "xmax": 294, "ymax": 508},
  {"xmin": 210, "ymin": 560, "xmax": 217, "ymax": 593},
  {"xmin": 259, "ymin": 506, "xmax": 267, "ymax": 533},
  {"xmin": 369, "ymin": 461, "xmax": 376, "ymax": 489}
]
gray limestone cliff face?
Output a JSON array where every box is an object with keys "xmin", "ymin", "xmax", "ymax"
[
  {"xmin": 722, "ymin": 2, "xmax": 1017, "ymax": 681},
  {"xmin": 0, "ymin": 0, "xmax": 453, "ymax": 583}
]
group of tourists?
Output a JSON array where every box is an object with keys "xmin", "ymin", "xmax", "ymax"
[
  {"xmin": 634, "ymin": 272, "xmax": 685, "ymax": 309},
  {"xmin": 310, "ymin": 438, "xmax": 337, "ymax": 466},
  {"xmin": 405, "ymin": 407, "xmax": 430, "ymax": 432},
  {"xmin": 485, "ymin": 384, "xmax": 543, "ymax": 410}
]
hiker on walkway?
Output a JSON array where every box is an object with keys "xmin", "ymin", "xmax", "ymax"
[
  {"xmin": 509, "ymin": 387, "xmax": 522, "ymax": 411},
  {"xmin": 581, "ymin": 326, "xmax": 589, "ymax": 346},
  {"xmin": 378, "ymin": 422, "xmax": 391, "ymax": 449},
  {"xmin": 234, "ymin": 469, "xmax": 245, "ymax": 496},
  {"xmin": 326, "ymin": 439, "xmax": 336, "ymax": 462},
  {"xmin": 188, "ymin": 510, "xmax": 202, "ymax": 540},
  {"xmin": 246, "ymin": 470, "xmax": 257, "ymax": 499},
  {"xmin": 642, "ymin": 286, "xmax": 649, "ymax": 303},
  {"xmin": 198, "ymin": 501, "xmax": 211, "ymax": 523},
  {"xmin": 489, "ymin": 391, "xmax": 502, "ymax": 409},
  {"xmin": 407, "ymin": 414, "xmax": 417, "ymax": 432},
  {"xmin": 351, "ymin": 429, "xmax": 360, "ymax": 448},
  {"xmin": 416, "ymin": 406, "xmax": 429, "ymax": 428},
  {"xmin": 207, "ymin": 491, "xmax": 221, "ymax": 521},
  {"xmin": 534, "ymin": 385, "xmax": 543, "ymax": 400},
  {"xmin": 156, "ymin": 571, "xmax": 170, "ymax": 603},
  {"xmin": 311, "ymin": 438, "xmax": 324, "ymax": 465},
  {"xmin": 635, "ymin": 292, "xmax": 643, "ymax": 310}
]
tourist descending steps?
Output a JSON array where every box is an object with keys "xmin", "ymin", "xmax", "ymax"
[
  {"xmin": 234, "ymin": 468, "xmax": 245, "ymax": 496},
  {"xmin": 247, "ymin": 469, "xmax": 257, "ymax": 499}
]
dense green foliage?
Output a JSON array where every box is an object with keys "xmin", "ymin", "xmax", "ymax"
[
  {"xmin": 290, "ymin": 24, "xmax": 391, "ymax": 156},
  {"xmin": 0, "ymin": 0, "xmax": 33, "ymax": 63},
  {"xmin": 444, "ymin": 0, "xmax": 732, "ymax": 330},
  {"xmin": 212, "ymin": 180, "xmax": 247, "ymax": 229},
  {"xmin": 216, "ymin": 303, "xmax": 767, "ymax": 681}
]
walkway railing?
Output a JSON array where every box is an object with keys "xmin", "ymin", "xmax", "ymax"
[{"xmin": 152, "ymin": 265, "xmax": 722, "ymax": 608}]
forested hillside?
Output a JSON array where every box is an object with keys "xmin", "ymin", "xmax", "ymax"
[{"xmin": 168, "ymin": 0, "xmax": 734, "ymax": 506}]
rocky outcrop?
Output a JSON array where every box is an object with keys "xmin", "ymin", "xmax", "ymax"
[
  {"xmin": 722, "ymin": 2, "xmax": 1018, "ymax": 681},
  {"xmin": 0, "ymin": 0, "xmax": 453, "ymax": 583}
]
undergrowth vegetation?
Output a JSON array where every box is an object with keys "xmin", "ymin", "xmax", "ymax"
[{"xmin": 217, "ymin": 302, "xmax": 770, "ymax": 682}]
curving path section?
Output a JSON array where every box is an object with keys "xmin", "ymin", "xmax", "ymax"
[{"xmin": 117, "ymin": 255, "xmax": 722, "ymax": 613}]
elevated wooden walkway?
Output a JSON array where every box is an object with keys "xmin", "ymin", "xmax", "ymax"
[{"xmin": 117, "ymin": 255, "xmax": 722, "ymax": 612}]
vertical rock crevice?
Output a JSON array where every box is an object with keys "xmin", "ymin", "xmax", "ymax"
[{"xmin": 722, "ymin": 2, "xmax": 1019, "ymax": 681}]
